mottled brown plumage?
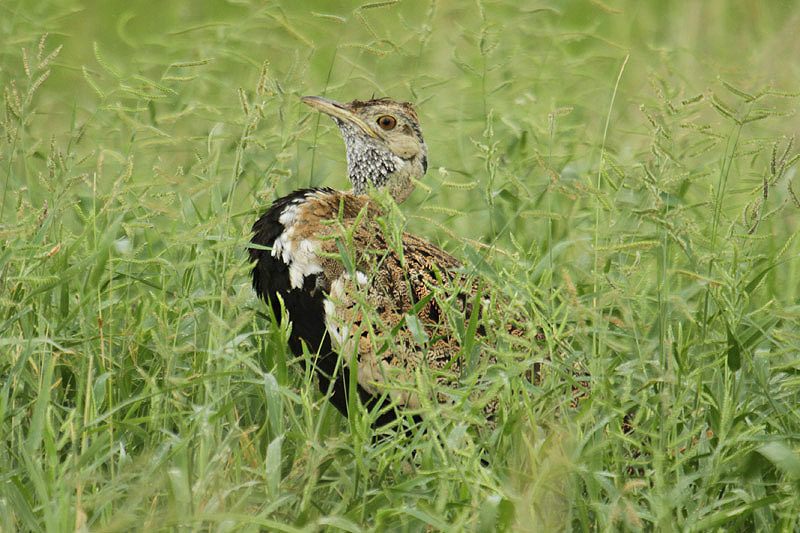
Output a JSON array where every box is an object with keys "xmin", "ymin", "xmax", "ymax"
[
  {"xmin": 285, "ymin": 189, "xmax": 531, "ymax": 414},
  {"xmin": 250, "ymin": 96, "xmax": 537, "ymax": 428}
]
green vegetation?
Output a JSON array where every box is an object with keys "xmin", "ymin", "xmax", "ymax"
[{"xmin": 2, "ymin": 0, "xmax": 799, "ymax": 530}]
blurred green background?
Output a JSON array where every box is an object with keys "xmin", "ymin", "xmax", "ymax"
[{"xmin": 4, "ymin": 1, "xmax": 800, "ymax": 261}]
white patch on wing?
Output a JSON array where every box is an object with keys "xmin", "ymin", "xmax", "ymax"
[
  {"xmin": 271, "ymin": 232, "xmax": 291, "ymax": 261},
  {"xmin": 273, "ymin": 200, "xmax": 304, "ymax": 260},
  {"xmin": 288, "ymin": 238, "xmax": 323, "ymax": 289},
  {"xmin": 277, "ymin": 198, "xmax": 303, "ymax": 226},
  {"xmin": 272, "ymin": 196, "xmax": 324, "ymax": 290}
]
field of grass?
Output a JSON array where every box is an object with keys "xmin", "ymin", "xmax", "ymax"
[{"xmin": 2, "ymin": 0, "xmax": 800, "ymax": 531}]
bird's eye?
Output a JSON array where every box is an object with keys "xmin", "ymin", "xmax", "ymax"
[{"xmin": 376, "ymin": 115, "xmax": 397, "ymax": 130}]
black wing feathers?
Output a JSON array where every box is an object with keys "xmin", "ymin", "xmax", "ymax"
[{"xmin": 249, "ymin": 188, "xmax": 402, "ymax": 425}]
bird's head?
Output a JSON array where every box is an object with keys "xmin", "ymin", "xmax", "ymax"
[{"xmin": 302, "ymin": 96, "xmax": 428, "ymax": 203}]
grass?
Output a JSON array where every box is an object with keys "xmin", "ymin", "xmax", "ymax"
[{"xmin": 2, "ymin": 0, "xmax": 800, "ymax": 531}]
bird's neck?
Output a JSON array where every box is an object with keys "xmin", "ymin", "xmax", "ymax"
[
  {"xmin": 346, "ymin": 152, "xmax": 422, "ymax": 206},
  {"xmin": 349, "ymin": 158, "xmax": 420, "ymax": 204},
  {"xmin": 346, "ymin": 140, "xmax": 400, "ymax": 193}
]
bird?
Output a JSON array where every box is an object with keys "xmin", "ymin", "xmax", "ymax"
[{"xmin": 249, "ymin": 96, "xmax": 536, "ymax": 430}]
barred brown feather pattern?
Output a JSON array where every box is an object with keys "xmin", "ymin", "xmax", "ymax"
[{"xmin": 285, "ymin": 191, "xmax": 536, "ymax": 420}]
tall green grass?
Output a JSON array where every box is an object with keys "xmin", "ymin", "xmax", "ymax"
[{"xmin": 2, "ymin": 1, "xmax": 799, "ymax": 530}]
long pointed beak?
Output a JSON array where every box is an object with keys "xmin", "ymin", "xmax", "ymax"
[{"xmin": 301, "ymin": 95, "xmax": 379, "ymax": 139}]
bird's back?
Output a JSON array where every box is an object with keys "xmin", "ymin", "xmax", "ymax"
[{"xmin": 250, "ymin": 188, "xmax": 532, "ymax": 423}]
